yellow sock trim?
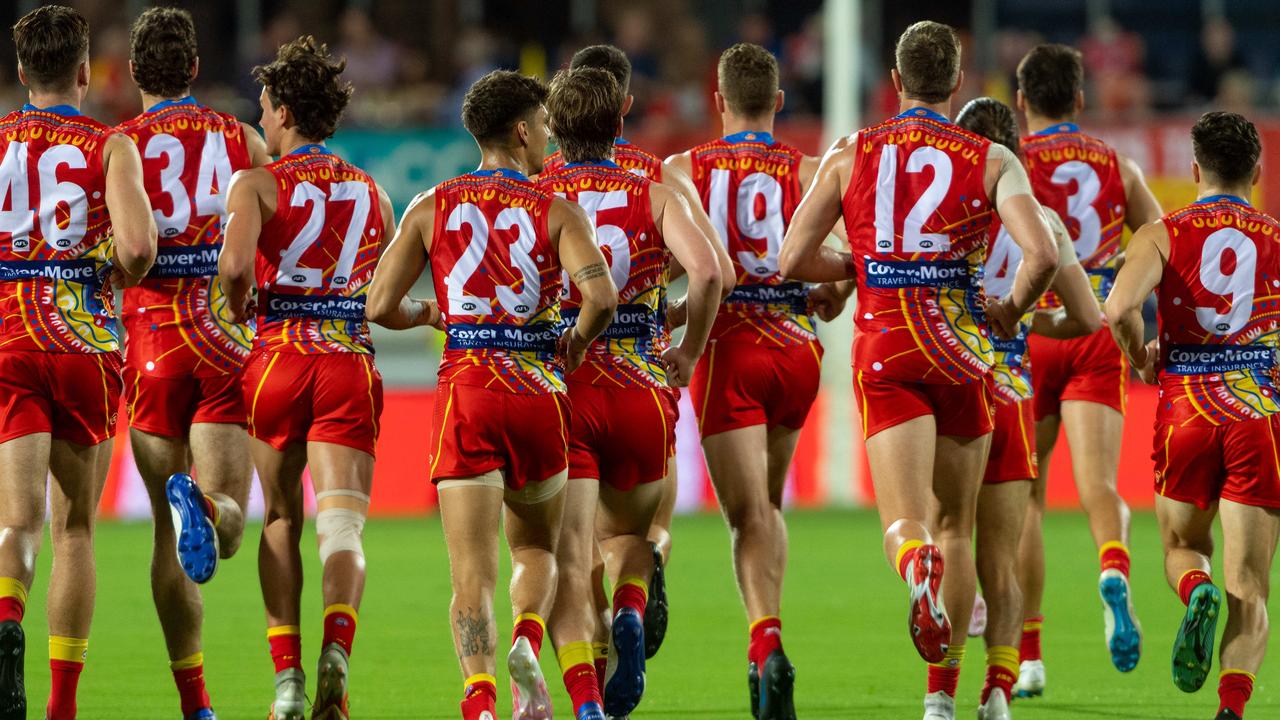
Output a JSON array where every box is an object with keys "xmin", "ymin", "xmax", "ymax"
[
  {"xmin": 1098, "ymin": 541, "xmax": 1129, "ymax": 560},
  {"xmin": 1221, "ymin": 668, "xmax": 1257, "ymax": 682},
  {"xmin": 49, "ymin": 636, "xmax": 87, "ymax": 664},
  {"xmin": 513, "ymin": 613, "xmax": 546, "ymax": 633},
  {"xmin": 266, "ymin": 625, "xmax": 301, "ymax": 639},
  {"xmin": 464, "ymin": 672, "xmax": 497, "ymax": 691},
  {"xmin": 749, "ymin": 615, "xmax": 781, "ymax": 633},
  {"xmin": 896, "ymin": 540, "xmax": 925, "ymax": 577},
  {"xmin": 928, "ymin": 643, "xmax": 967, "ymax": 669},
  {"xmin": 170, "ymin": 651, "xmax": 204, "ymax": 671},
  {"xmin": 986, "ymin": 645, "xmax": 1020, "ymax": 674},
  {"xmin": 203, "ymin": 495, "xmax": 221, "ymax": 527},
  {"xmin": 1022, "ymin": 618, "xmax": 1042, "ymax": 632},
  {"xmin": 591, "ymin": 641, "xmax": 609, "ymax": 660},
  {"xmin": 323, "ymin": 603, "xmax": 359, "ymax": 623},
  {"xmin": 0, "ymin": 577, "xmax": 26, "ymax": 607},
  {"xmin": 556, "ymin": 641, "xmax": 595, "ymax": 672},
  {"xmin": 617, "ymin": 576, "xmax": 649, "ymax": 602}
]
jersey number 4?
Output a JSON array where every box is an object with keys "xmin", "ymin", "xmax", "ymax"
[
  {"xmin": 144, "ymin": 131, "xmax": 233, "ymax": 238},
  {"xmin": 0, "ymin": 141, "xmax": 89, "ymax": 252}
]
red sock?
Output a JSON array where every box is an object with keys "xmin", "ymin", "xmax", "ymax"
[
  {"xmin": 268, "ymin": 627, "xmax": 302, "ymax": 673},
  {"xmin": 460, "ymin": 674, "xmax": 497, "ymax": 720},
  {"xmin": 1178, "ymin": 570, "xmax": 1213, "ymax": 606},
  {"xmin": 1099, "ymin": 542, "xmax": 1130, "ymax": 577},
  {"xmin": 201, "ymin": 495, "xmax": 218, "ymax": 524},
  {"xmin": 897, "ymin": 540, "xmax": 925, "ymax": 582},
  {"xmin": 513, "ymin": 614, "xmax": 545, "ymax": 657},
  {"xmin": 593, "ymin": 644, "xmax": 608, "ymax": 697},
  {"xmin": 612, "ymin": 579, "xmax": 648, "ymax": 620},
  {"xmin": 981, "ymin": 646, "xmax": 1020, "ymax": 704},
  {"xmin": 927, "ymin": 664, "xmax": 961, "ymax": 697},
  {"xmin": 47, "ymin": 660, "xmax": 83, "ymax": 720},
  {"xmin": 0, "ymin": 597, "xmax": 22, "ymax": 625},
  {"xmin": 1218, "ymin": 671, "xmax": 1255, "ymax": 717},
  {"xmin": 322, "ymin": 605, "xmax": 358, "ymax": 656},
  {"xmin": 1020, "ymin": 615, "xmax": 1043, "ymax": 662},
  {"xmin": 172, "ymin": 656, "xmax": 211, "ymax": 716},
  {"xmin": 558, "ymin": 642, "xmax": 602, "ymax": 712},
  {"xmin": 748, "ymin": 616, "xmax": 783, "ymax": 669}
]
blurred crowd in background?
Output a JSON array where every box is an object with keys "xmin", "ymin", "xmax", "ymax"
[{"xmin": 0, "ymin": 0, "xmax": 1274, "ymax": 133}]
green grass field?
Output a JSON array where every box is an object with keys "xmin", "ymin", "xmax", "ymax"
[{"xmin": 13, "ymin": 509, "xmax": 1278, "ymax": 719}]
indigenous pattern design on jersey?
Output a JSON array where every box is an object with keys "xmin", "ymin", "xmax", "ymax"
[
  {"xmin": 1022, "ymin": 123, "xmax": 1126, "ymax": 307},
  {"xmin": 118, "ymin": 97, "xmax": 254, "ymax": 376},
  {"xmin": 689, "ymin": 131, "xmax": 814, "ymax": 345},
  {"xmin": 983, "ymin": 215, "xmax": 1033, "ymax": 401},
  {"xmin": 544, "ymin": 138, "xmax": 664, "ymax": 181},
  {"xmin": 431, "ymin": 168, "xmax": 564, "ymax": 394},
  {"xmin": 254, "ymin": 145, "xmax": 382, "ymax": 354},
  {"xmin": 1156, "ymin": 195, "xmax": 1280, "ymax": 426},
  {"xmin": 0, "ymin": 105, "xmax": 117, "ymax": 353},
  {"xmin": 541, "ymin": 160, "xmax": 669, "ymax": 388},
  {"xmin": 844, "ymin": 108, "xmax": 995, "ymax": 384}
]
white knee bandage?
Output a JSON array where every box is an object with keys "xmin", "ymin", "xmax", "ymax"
[{"xmin": 315, "ymin": 507, "xmax": 367, "ymax": 565}]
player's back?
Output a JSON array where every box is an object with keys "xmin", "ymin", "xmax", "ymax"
[
  {"xmin": 0, "ymin": 105, "xmax": 118, "ymax": 354},
  {"xmin": 843, "ymin": 108, "xmax": 995, "ymax": 384},
  {"xmin": 688, "ymin": 131, "xmax": 813, "ymax": 345},
  {"xmin": 983, "ymin": 215, "xmax": 1033, "ymax": 401},
  {"xmin": 545, "ymin": 138, "xmax": 665, "ymax": 181},
  {"xmin": 117, "ymin": 98, "xmax": 254, "ymax": 374},
  {"xmin": 430, "ymin": 168, "xmax": 564, "ymax": 394},
  {"xmin": 541, "ymin": 160, "xmax": 668, "ymax": 388},
  {"xmin": 1157, "ymin": 195, "xmax": 1280, "ymax": 425},
  {"xmin": 1022, "ymin": 123, "xmax": 1126, "ymax": 306},
  {"xmin": 255, "ymin": 145, "xmax": 383, "ymax": 355}
]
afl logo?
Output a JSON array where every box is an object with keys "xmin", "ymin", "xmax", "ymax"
[
  {"xmin": 755, "ymin": 265, "xmax": 769, "ymax": 274},
  {"xmin": 164, "ymin": 227, "xmax": 179, "ymax": 237},
  {"xmin": 1217, "ymin": 322, "xmax": 1230, "ymax": 332},
  {"xmin": 919, "ymin": 240, "xmax": 935, "ymax": 249},
  {"xmin": 291, "ymin": 273, "xmax": 307, "ymax": 283},
  {"xmin": 333, "ymin": 276, "xmax": 348, "ymax": 285},
  {"xmin": 55, "ymin": 238, "xmax": 73, "ymax": 249},
  {"xmin": 515, "ymin": 304, "xmax": 530, "ymax": 313},
  {"xmin": 462, "ymin": 301, "xmax": 478, "ymax": 312}
]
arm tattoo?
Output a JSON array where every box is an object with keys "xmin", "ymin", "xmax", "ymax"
[
  {"xmin": 572, "ymin": 262, "xmax": 608, "ymax": 283},
  {"xmin": 454, "ymin": 608, "xmax": 493, "ymax": 658}
]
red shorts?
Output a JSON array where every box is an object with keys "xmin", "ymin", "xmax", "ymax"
[
  {"xmin": 429, "ymin": 382, "xmax": 570, "ymax": 491},
  {"xmin": 124, "ymin": 365, "xmax": 245, "ymax": 438},
  {"xmin": 854, "ymin": 371, "xmax": 996, "ymax": 439},
  {"xmin": 1153, "ymin": 416, "xmax": 1280, "ymax": 510},
  {"xmin": 691, "ymin": 340, "xmax": 821, "ymax": 437},
  {"xmin": 0, "ymin": 350, "xmax": 122, "ymax": 446},
  {"xmin": 984, "ymin": 398, "xmax": 1037, "ymax": 484},
  {"xmin": 242, "ymin": 350, "xmax": 383, "ymax": 456},
  {"xmin": 567, "ymin": 381, "xmax": 677, "ymax": 491},
  {"xmin": 1028, "ymin": 328, "xmax": 1128, "ymax": 420}
]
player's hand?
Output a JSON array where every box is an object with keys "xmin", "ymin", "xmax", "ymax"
[
  {"xmin": 666, "ymin": 297, "xmax": 688, "ymax": 330},
  {"xmin": 107, "ymin": 266, "xmax": 144, "ymax": 289},
  {"xmin": 226, "ymin": 295, "xmax": 254, "ymax": 324},
  {"xmin": 984, "ymin": 296, "xmax": 1021, "ymax": 340},
  {"xmin": 558, "ymin": 325, "xmax": 589, "ymax": 374},
  {"xmin": 661, "ymin": 344, "xmax": 696, "ymax": 387},
  {"xmin": 807, "ymin": 283, "xmax": 848, "ymax": 322},
  {"xmin": 1134, "ymin": 338, "xmax": 1158, "ymax": 384},
  {"xmin": 418, "ymin": 299, "xmax": 444, "ymax": 330}
]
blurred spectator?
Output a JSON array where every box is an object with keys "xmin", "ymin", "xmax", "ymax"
[
  {"xmin": 1080, "ymin": 16, "xmax": 1150, "ymax": 119},
  {"xmin": 337, "ymin": 8, "xmax": 400, "ymax": 93},
  {"xmin": 1216, "ymin": 70, "xmax": 1257, "ymax": 115},
  {"xmin": 1189, "ymin": 17, "xmax": 1248, "ymax": 106},
  {"xmin": 611, "ymin": 6, "xmax": 660, "ymax": 120},
  {"xmin": 781, "ymin": 12, "xmax": 823, "ymax": 116},
  {"xmin": 435, "ymin": 27, "xmax": 500, "ymax": 127}
]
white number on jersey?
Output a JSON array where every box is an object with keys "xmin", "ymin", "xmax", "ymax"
[
  {"xmin": 874, "ymin": 145, "xmax": 953, "ymax": 253},
  {"xmin": 276, "ymin": 180, "xmax": 371, "ymax": 289},
  {"xmin": 144, "ymin": 131, "xmax": 234, "ymax": 239},
  {"xmin": 1195, "ymin": 227, "xmax": 1256, "ymax": 335},
  {"xmin": 575, "ymin": 190, "xmax": 632, "ymax": 291},
  {"xmin": 444, "ymin": 202, "xmax": 540, "ymax": 318},
  {"xmin": 983, "ymin": 226, "xmax": 1022, "ymax": 299},
  {"xmin": 0, "ymin": 141, "xmax": 90, "ymax": 252},
  {"xmin": 1050, "ymin": 161, "xmax": 1102, "ymax": 261},
  {"xmin": 709, "ymin": 168, "xmax": 783, "ymax": 278}
]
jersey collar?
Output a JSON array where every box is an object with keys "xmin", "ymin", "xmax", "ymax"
[
  {"xmin": 563, "ymin": 159, "xmax": 621, "ymax": 169},
  {"xmin": 22, "ymin": 103, "xmax": 80, "ymax": 117},
  {"xmin": 472, "ymin": 168, "xmax": 530, "ymax": 182},
  {"xmin": 1195, "ymin": 193, "xmax": 1251, "ymax": 206},
  {"xmin": 722, "ymin": 130, "xmax": 774, "ymax": 145},
  {"xmin": 895, "ymin": 107, "xmax": 950, "ymax": 124},
  {"xmin": 615, "ymin": 137, "xmax": 631, "ymax": 146},
  {"xmin": 1035, "ymin": 122, "xmax": 1080, "ymax": 136},
  {"xmin": 147, "ymin": 96, "xmax": 199, "ymax": 113},
  {"xmin": 287, "ymin": 144, "xmax": 332, "ymax": 157}
]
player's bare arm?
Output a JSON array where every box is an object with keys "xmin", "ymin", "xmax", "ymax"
[
  {"xmin": 660, "ymin": 159, "xmax": 735, "ymax": 296},
  {"xmin": 653, "ymin": 183, "xmax": 721, "ymax": 386},
  {"xmin": 1104, "ymin": 220, "xmax": 1169, "ymax": 382},
  {"xmin": 552, "ymin": 196, "xmax": 617, "ymax": 371},
  {"xmin": 219, "ymin": 167, "xmax": 274, "ymax": 323},
  {"xmin": 985, "ymin": 142, "xmax": 1058, "ymax": 339},
  {"xmin": 777, "ymin": 136, "xmax": 855, "ymax": 282},
  {"xmin": 241, "ymin": 121, "xmax": 273, "ymax": 166},
  {"xmin": 103, "ymin": 132, "xmax": 158, "ymax": 281},
  {"xmin": 1120, "ymin": 154, "xmax": 1163, "ymax": 231},
  {"xmin": 1032, "ymin": 207, "xmax": 1103, "ymax": 339},
  {"xmin": 367, "ymin": 189, "xmax": 443, "ymax": 330}
]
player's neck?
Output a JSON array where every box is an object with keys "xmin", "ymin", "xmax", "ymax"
[
  {"xmin": 279, "ymin": 131, "xmax": 324, "ymax": 157},
  {"xmin": 26, "ymin": 89, "xmax": 80, "ymax": 112},
  {"xmin": 721, "ymin": 114, "xmax": 774, "ymax": 137},
  {"xmin": 140, "ymin": 91, "xmax": 190, "ymax": 112},
  {"xmin": 898, "ymin": 98, "xmax": 951, "ymax": 120},
  {"xmin": 1024, "ymin": 112, "xmax": 1075, "ymax": 134},
  {"xmin": 478, "ymin": 147, "xmax": 532, "ymax": 176},
  {"xmin": 1197, "ymin": 183, "xmax": 1252, "ymax": 202}
]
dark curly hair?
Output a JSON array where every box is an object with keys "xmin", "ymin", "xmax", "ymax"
[
  {"xmin": 461, "ymin": 70, "xmax": 548, "ymax": 146},
  {"xmin": 1192, "ymin": 111, "xmax": 1261, "ymax": 185},
  {"xmin": 957, "ymin": 97, "xmax": 1020, "ymax": 155},
  {"xmin": 12, "ymin": 5, "xmax": 88, "ymax": 92},
  {"xmin": 252, "ymin": 36, "xmax": 352, "ymax": 141},
  {"xmin": 130, "ymin": 7, "xmax": 197, "ymax": 98},
  {"xmin": 548, "ymin": 68, "xmax": 623, "ymax": 164}
]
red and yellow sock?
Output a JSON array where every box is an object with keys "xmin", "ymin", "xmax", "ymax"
[
  {"xmin": 0, "ymin": 577, "xmax": 26, "ymax": 625},
  {"xmin": 171, "ymin": 651, "xmax": 211, "ymax": 716},
  {"xmin": 981, "ymin": 645, "xmax": 1019, "ymax": 704},
  {"xmin": 1218, "ymin": 669, "xmax": 1255, "ymax": 717},
  {"xmin": 513, "ymin": 613, "xmax": 546, "ymax": 657},
  {"xmin": 896, "ymin": 540, "xmax": 925, "ymax": 582},
  {"xmin": 926, "ymin": 645, "xmax": 966, "ymax": 698},
  {"xmin": 1177, "ymin": 569, "xmax": 1213, "ymax": 606},
  {"xmin": 47, "ymin": 636, "xmax": 87, "ymax": 720},
  {"xmin": 1020, "ymin": 615, "xmax": 1044, "ymax": 662},
  {"xmin": 613, "ymin": 577, "xmax": 648, "ymax": 620},
  {"xmin": 322, "ymin": 604, "xmax": 358, "ymax": 656},
  {"xmin": 202, "ymin": 494, "xmax": 220, "ymax": 526},
  {"xmin": 558, "ymin": 641, "xmax": 602, "ymax": 713},
  {"xmin": 460, "ymin": 673, "xmax": 497, "ymax": 720},
  {"xmin": 1099, "ymin": 541, "xmax": 1131, "ymax": 578},
  {"xmin": 592, "ymin": 642, "xmax": 608, "ymax": 697},
  {"xmin": 267, "ymin": 625, "xmax": 302, "ymax": 674},
  {"xmin": 748, "ymin": 616, "xmax": 783, "ymax": 669}
]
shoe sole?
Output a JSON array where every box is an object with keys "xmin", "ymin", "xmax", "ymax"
[
  {"xmin": 167, "ymin": 473, "xmax": 219, "ymax": 584},
  {"xmin": 1012, "ymin": 686, "xmax": 1043, "ymax": 699},
  {"xmin": 758, "ymin": 653, "xmax": 796, "ymax": 720},
  {"xmin": 509, "ymin": 642, "xmax": 551, "ymax": 720},
  {"xmin": 1172, "ymin": 583, "xmax": 1221, "ymax": 692},
  {"xmin": 643, "ymin": 543, "xmax": 668, "ymax": 660},
  {"xmin": 312, "ymin": 653, "xmax": 349, "ymax": 720},
  {"xmin": 0, "ymin": 622, "xmax": 24, "ymax": 720},
  {"xmin": 747, "ymin": 662, "xmax": 760, "ymax": 719},
  {"xmin": 1100, "ymin": 575, "xmax": 1141, "ymax": 672},
  {"xmin": 603, "ymin": 610, "xmax": 645, "ymax": 716},
  {"xmin": 909, "ymin": 546, "xmax": 950, "ymax": 664}
]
